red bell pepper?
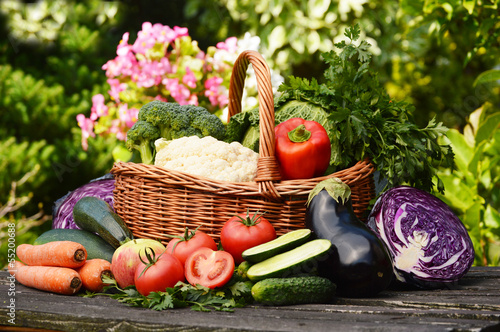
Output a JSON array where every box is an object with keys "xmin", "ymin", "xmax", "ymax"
[{"xmin": 274, "ymin": 117, "xmax": 331, "ymax": 180}]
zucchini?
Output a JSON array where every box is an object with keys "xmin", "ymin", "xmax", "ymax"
[
  {"xmin": 251, "ymin": 276, "xmax": 336, "ymax": 306},
  {"xmin": 242, "ymin": 229, "xmax": 312, "ymax": 263},
  {"xmin": 33, "ymin": 229, "xmax": 115, "ymax": 262},
  {"xmin": 72, "ymin": 196, "xmax": 133, "ymax": 248},
  {"xmin": 246, "ymin": 239, "xmax": 331, "ymax": 282}
]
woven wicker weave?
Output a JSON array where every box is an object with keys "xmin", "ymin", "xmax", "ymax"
[{"xmin": 111, "ymin": 50, "xmax": 375, "ymax": 244}]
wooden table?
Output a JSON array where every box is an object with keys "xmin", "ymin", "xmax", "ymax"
[{"xmin": 1, "ymin": 267, "xmax": 499, "ymax": 331}]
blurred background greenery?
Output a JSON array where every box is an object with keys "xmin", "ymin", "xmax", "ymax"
[{"xmin": 1, "ymin": 0, "xmax": 499, "ymax": 266}]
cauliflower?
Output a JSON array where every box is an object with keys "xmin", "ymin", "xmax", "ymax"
[{"xmin": 154, "ymin": 136, "xmax": 259, "ymax": 182}]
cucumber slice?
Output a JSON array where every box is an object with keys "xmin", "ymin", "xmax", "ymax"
[
  {"xmin": 242, "ymin": 229, "xmax": 312, "ymax": 263},
  {"xmin": 246, "ymin": 239, "xmax": 331, "ymax": 282}
]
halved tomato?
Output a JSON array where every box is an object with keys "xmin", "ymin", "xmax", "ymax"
[{"xmin": 185, "ymin": 247, "xmax": 235, "ymax": 289}]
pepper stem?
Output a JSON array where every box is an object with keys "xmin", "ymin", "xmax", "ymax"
[{"xmin": 288, "ymin": 124, "xmax": 311, "ymax": 143}]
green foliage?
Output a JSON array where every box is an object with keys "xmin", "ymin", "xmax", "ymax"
[
  {"xmin": 0, "ymin": 167, "xmax": 52, "ymax": 269},
  {"xmin": 435, "ymin": 106, "xmax": 500, "ymax": 266},
  {"xmin": 389, "ymin": 0, "xmax": 500, "ymax": 128},
  {"xmin": 0, "ymin": 0, "xmax": 123, "ymax": 218},
  {"xmin": 184, "ymin": 0, "xmax": 391, "ymax": 78}
]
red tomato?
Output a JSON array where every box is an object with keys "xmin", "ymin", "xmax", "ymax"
[
  {"xmin": 166, "ymin": 227, "xmax": 218, "ymax": 265},
  {"xmin": 134, "ymin": 248, "xmax": 185, "ymax": 296},
  {"xmin": 185, "ymin": 247, "xmax": 234, "ymax": 289},
  {"xmin": 220, "ymin": 210, "xmax": 276, "ymax": 264}
]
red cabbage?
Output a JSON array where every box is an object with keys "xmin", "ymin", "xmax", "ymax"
[
  {"xmin": 367, "ymin": 186, "xmax": 474, "ymax": 289},
  {"xmin": 52, "ymin": 174, "xmax": 115, "ymax": 230}
]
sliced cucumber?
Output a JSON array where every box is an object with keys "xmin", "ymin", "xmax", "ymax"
[
  {"xmin": 242, "ymin": 229, "xmax": 312, "ymax": 263},
  {"xmin": 246, "ymin": 239, "xmax": 331, "ymax": 282}
]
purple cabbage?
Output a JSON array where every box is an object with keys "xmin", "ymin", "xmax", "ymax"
[
  {"xmin": 367, "ymin": 186, "xmax": 474, "ymax": 289},
  {"xmin": 52, "ymin": 173, "xmax": 115, "ymax": 229}
]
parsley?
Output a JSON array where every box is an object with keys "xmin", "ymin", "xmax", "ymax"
[
  {"xmin": 82, "ymin": 275, "xmax": 254, "ymax": 312},
  {"xmin": 277, "ymin": 24, "xmax": 454, "ymax": 193}
]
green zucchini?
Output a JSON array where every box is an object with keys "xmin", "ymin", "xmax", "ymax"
[
  {"xmin": 251, "ymin": 276, "xmax": 336, "ymax": 306},
  {"xmin": 33, "ymin": 229, "xmax": 115, "ymax": 262},
  {"xmin": 246, "ymin": 239, "xmax": 331, "ymax": 282},
  {"xmin": 72, "ymin": 196, "xmax": 133, "ymax": 248},
  {"xmin": 242, "ymin": 229, "xmax": 312, "ymax": 263}
]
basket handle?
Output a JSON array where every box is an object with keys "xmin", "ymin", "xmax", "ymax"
[{"xmin": 228, "ymin": 50, "xmax": 282, "ymax": 200}]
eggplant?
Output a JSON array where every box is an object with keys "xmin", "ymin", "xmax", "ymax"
[{"xmin": 305, "ymin": 178, "xmax": 393, "ymax": 297}]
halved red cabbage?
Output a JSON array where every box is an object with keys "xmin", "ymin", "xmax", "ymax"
[
  {"xmin": 367, "ymin": 186, "xmax": 474, "ymax": 289},
  {"xmin": 52, "ymin": 173, "xmax": 115, "ymax": 230}
]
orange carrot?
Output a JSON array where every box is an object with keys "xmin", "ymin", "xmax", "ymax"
[
  {"xmin": 9, "ymin": 261, "xmax": 82, "ymax": 295},
  {"xmin": 17, "ymin": 241, "xmax": 87, "ymax": 268},
  {"xmin": 75, "ymin": 258, "xmax": 113, "ymax": 292}
]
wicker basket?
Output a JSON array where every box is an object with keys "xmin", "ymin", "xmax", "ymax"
[{"xmin": 111, "ymin": 50, "xmax": 376, "ymax": 244}]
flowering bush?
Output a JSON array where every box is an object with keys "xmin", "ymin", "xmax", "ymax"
[{"xmin": 77, "ymin": 22, "xmax": 282, "ymax": 151}]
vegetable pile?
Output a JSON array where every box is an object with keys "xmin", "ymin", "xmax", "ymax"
[{"xmin": 11, "ymin": 24, "xmax": 478, "ymax": 314}]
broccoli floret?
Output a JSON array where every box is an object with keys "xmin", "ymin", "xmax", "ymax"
[
  {"xmin": 182, "ymin": 105, "xmax": 226, "ymax": 140},
  {"xmin": 138, "ymin": 101, "xmax": 179, "ymax": 140},
  {"xmin": 125, "ymin": 120, "xmax": 160, "ymax": 165},
  {"xmin": 137, "ymin": 101, "xmax": 226, "ymax": 141}
]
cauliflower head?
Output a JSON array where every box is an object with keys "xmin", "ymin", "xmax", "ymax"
[{"xmin": 154, "ymin": 136, "xmax": 259, "ymax": 182}]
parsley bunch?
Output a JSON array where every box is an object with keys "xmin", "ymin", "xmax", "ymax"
[
  {"xmin": 83, "ymin": 275, "xmax": 254, "ymax": 312},
  {"xmin": 276, "ymin": 24, "xmax": 454, "ymax": 193}
]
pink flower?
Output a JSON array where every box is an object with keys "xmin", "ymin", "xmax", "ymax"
[
  {"xmin": 163, "ymin": 78, "xmax": 193, "ymax": 105},
  {"xmin": 117, "ymin": 32, "xmax": 132, "ymax": 57},
  {"xmin": 90, "ymin": 94, "xmax": 109, "ymax": 120},
  {"xmin": 76, "ymin": 114, "xmax": 95, "ymax": 151},
  {"xmin": 204, "ymin": 76, "xmax": 228, "ymax": 108},
  {"xmin": 182, "ymin": 67, "xmax": 197, "ymax": 89},
  {"xmin": 103, "ymin": 52, "xmax": 138, "ymax": 78},
  {"xmin": 173, "ymin": 26, "xmax": 189, "ymax": 39},
  {"xmin": 216, "ymin": 37, "xmax": 238, "ymax": 52},
  {"xmin": 117, "ymin": 103, "xmax": 139, "ymax": 129},
  {"xmin": 107, "ymin": 79, "xmax": 127, "ymax": 101}
]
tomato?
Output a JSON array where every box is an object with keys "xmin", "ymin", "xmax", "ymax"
[
  {"xmin": 185, "ymin": 247, "xmax": 234, "ymax": 289},
  {"xmin": 134, "ymin": 248, "xmax": 185, "ymax": 296},
  {"xmin": 166, "ymin": 227, "xmax": 218, "ymax": 265},
  {"xmin": 220, "ymin": 210, "xmax": 276, "ymax": 264}
]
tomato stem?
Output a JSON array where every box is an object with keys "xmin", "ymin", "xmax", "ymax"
[
  {"xmin": 137, "ymin": 247, "xmax": 160, "ymax": 279},
  {"xmin": 287, "ymin": 124, "xmax": 311, "ymax": 143},
  {"xmin": 234, "ymin": 209, "xmax": 266, "ymax": 226}
]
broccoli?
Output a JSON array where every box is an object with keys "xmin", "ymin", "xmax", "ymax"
[
  {"xmin": 138, "ymin": 100, "xmax": 179, "ymax": 140},
  {"xmin": 125, "ymin": 120, "xmax": 160, "ymax": 165},
  {"xmin": 137, "ymin": 101, "xmax": 226, "ymax": 141}
]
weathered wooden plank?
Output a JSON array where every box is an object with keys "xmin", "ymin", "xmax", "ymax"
[{"xmin": 1, "ymin": 267, "xmax": 500, "ymax": 332}]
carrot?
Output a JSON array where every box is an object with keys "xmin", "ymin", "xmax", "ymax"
[
  {"xmin": 9, "ymin": 261, "xmax": 82, "ymax": 295},
  {"xmin": 17, "ymin": 241, "xmax": 87, "ymax": 268},
  {"xmin": 75, "ymin": 258, "xmax": 113, "ymax": 292}
]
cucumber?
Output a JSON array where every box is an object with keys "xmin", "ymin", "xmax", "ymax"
[
  {"xmin": 33, "ymin": 229, "xmax": 115, "ymax": 262},
  {"xmin": 235, "ymin": 261, "xmax": 253, "ymax": 281},
  {"xmin": 246, "ymin": 239, "xmax": 331, "ymax": 282},
  {"xmin": 72, "ymin": 196, "xmax": 133, "ymax": 248},
  {"xmin": 251, "ymin": 276, "xmax": 336, "ymax": 306},
  {"xmin": 242, "ymin": 229, "xmax": 312, "ymax": 263}
]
